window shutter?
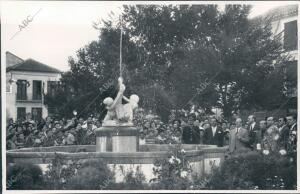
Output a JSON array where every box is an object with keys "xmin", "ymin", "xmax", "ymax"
[{"xmin": 284, "ymin": 20, "xmax": 298, "ymax": 51}]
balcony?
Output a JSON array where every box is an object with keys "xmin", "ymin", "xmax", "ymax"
[{"xmin": 16, "ymin": 94, "xmax": 42, "ymax": 103}]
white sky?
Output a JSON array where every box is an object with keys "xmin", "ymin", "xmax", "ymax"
[{"xmin": 1, "ymin": 1, "xmax": 299, "ymax": 72}]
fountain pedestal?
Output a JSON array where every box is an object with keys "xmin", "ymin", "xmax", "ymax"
[{"xmin": 95, "ymin": 126, "xmax": 139, "ymax": 152}]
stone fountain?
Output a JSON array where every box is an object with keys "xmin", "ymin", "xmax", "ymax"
[{"xmin": 6, "ymin": 78, "xmax": 227, "ymax": 183}]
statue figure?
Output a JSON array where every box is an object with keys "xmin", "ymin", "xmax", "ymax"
[{"xmin": 102, "ymin": 77, "xmax": 139, "ymax": 126}]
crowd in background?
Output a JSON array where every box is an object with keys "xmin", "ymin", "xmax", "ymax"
[
  {"xmin": 6, "ymin": 108, "xmax": 297, "ymax": 161},
  {"xmin": 6, "ymin": 113, "xmax": 100, "ymax": 150},
  {"xmin": 135, "ymin": 108, "xmax": 297, "ymax": 158}
]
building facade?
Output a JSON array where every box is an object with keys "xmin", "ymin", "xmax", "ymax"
[
  {"xmin": 254, "ymin": 4, "xmax": 298, "ymax": 117},
  {"xmin": 6, "ymin": 52, "xmax": 61, "ymax": 122},
  {"xmin": 268, "ymin": 5, "xmax": 298, "ymax": 114}
]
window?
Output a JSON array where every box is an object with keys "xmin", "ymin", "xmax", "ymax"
[
  {"xmin": 284, "ymin": 60, "xmax": 297, "ymax": 97},
  {"xmin": 32, "ymin": 107, "xmax": 42, "ymax": 122},
  {"xmin": 47, "ymin": 81, "xmax": 59, "ymax": 97},
  {"xmin": 284, "ymin": 20, "xmax": 298, "ymax": 51},
  {"xmin": 32, "ymin": 80, "xmax": 42, "ymax": 100},
  {"xmin": 286, "ymin": 60, "xmax": 297, "ymax": 82},
  {"xmin": 17, "ymin": 107, "xmax": 26, "ymax": 121},
  {"xmin": 16, "ymin": 80, "xmax": 27, "ymax": 100}
]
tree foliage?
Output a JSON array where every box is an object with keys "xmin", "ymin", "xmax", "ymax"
[{"xmin": 45, "ymin": 4, "xmax": 291, "ymax": 120}]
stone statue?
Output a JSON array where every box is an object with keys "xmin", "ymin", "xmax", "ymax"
[{"xmin": 102, "ymin": 77, "xmax": 139, "ymax": 126}]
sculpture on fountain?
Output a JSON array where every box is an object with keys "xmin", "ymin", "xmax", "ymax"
[
  {"xmin": 96, "ymin": 77, "xmax": 140, "ymax": 152},
  {"xmin": 102, "ymin": 77, "xmax": 139, "ymax": 127}
]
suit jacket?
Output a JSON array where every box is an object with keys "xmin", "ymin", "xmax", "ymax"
[
  {"xmin": 278, "ymin": 125, "xmax": 290, "ymax": 149},
  {"xmin": 203, "ymin": 126, "xmax": 224, "ymax": 147},
  {"xmin": 182, "ymin": 125, "xmax": 201, "ymax": 144},
  {"xmin": 229, "ymin": 127, "xmax": 250, "ymax": 153},
  {"xmin": 248, "ymin": 122, "xmax": 261, "ymax": 149}
]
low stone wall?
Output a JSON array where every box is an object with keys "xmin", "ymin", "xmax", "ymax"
[{"xmin": 7, "ymin": 144, "xmax": 228, "ymax": 182}]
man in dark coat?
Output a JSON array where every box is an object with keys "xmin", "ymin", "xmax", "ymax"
[
  {"xmin": 286, "ymin": 115, "xmax": 297, "ymax": 163},
  {"xmin": 182, "ymin": 114, "xmax": 201, "ymax": 144},
  {"xmin": 247, "ymin": 115, "xmax": 261, "ymax": 150},
  {"xmin": 203, "ymin": 118, "xmax": 224, "ymax": 147},
  {"xmin": 278, "ymin": 117, "xmax": 290, "ymax": 150}
]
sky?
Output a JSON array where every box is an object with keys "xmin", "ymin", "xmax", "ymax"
[{"xmin": 1, "ymin": 1, "xmax": 299, "ymax": 72}]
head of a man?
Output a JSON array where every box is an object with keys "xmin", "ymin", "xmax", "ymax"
[
  {"xmin": 235, "ymin": 118, "xmax": 242, "ymax": 128},
  {"xmin": 173, "ymin": 119, "xmax": 180, "ymax": 127},
  {"xmin": 266, "ymin": 117, "xmax": 274, "ymax": 127},
  {"xmin": 221, "ymin": 122, "xmax": 227, "ymax": 130},
  {"xmin": 95, "ymin": 120, "xmax": 101, "ymax": 128},
  {"xmin": 8, "ymin": 118, "xmax": 14, "ymax": 125},
  {"xmin": 55, "ymin": 122, "xmax": 61, "ymax": 129},
  {"xmin": 87, "ymin": 117, "xmax": 92, "ymax": 123},
  {"xmin": 16, "ymin": 126, "xmax": 23, "ymax": 134},
  {"xmin": 203, "ymin": 123, "xmax": 211, "ymax": 130},
  {"xmin": 259, "ymin": 120, "xmax": 267, "ymax": 130},
  {"xmin": 230, "ymin": 123, "xmax": 236, "ymax": 130},
  {"xmin": 210, "ymin": 118, "xmax": 217, "ymax": 127},
  {"xmin": 140, "ymin": 132, "xmax": 146, "ymax": 139},
  {"xmin": 144, "ymin": 121, "xmax": 150, "ymax": 129},
  {"xmin": 194, "ymin": 119, "xmax": 200, "ymax": 127},
  {"xmin": 247, "ymin": 115, "xmax": 255, "ymax": 125},
  {"xmin": 286, "ymin": 115, "xmax": 296, "ymax": 127},
  {"xmin": 52, "ymin": 127, "xmax": 57, "ymax": 134},
  {"xmin": 79, "ymin": 117, "xmax": 84, "ymax": 124},
  {"xmin": 87, "ymin": 122, "xmax": 93, "ymax": 129},
  {"xmin": 278, "ymin": 117, "xmax": 287, "ymax": 127}
]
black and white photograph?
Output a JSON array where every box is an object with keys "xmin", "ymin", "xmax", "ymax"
[{"xmin": 1, "ymin": 1, "xmax": 299, "ymax": 192}]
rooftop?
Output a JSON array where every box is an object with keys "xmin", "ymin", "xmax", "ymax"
[
  {"xmin": 262, "ymin": 4, "xmax": 298, "ymax": 21},
  {"xmin": 6, "ymin": 58, "xmax": 61, "ymax": 74}
]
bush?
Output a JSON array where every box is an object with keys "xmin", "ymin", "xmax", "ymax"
[
  {"xmin": 150, "ymin": 144, "xmax": 193, "ymax": 189},
  {"xmin": 65, "ymin": 159, "xmax": 114, "ymax": 190},
  {"xmin": 7, "ymin": 163, "xmax": 44, "ymax": 190},
  {"xmin": 43, "ymin": 153, "xmax": 81, "ymax": 189},
  {"xmin": 207, "ymin": 151, "xmax": 297, "ymax": 190},
  {"xmin": 44, "ymin": 153, "xmax": 114, "ymax": 190},
  {"xmin": 109, "ymin": 167, "xmax": 150, "ymax": 190}
]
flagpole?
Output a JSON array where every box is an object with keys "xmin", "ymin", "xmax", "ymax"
[{"xmin": 119, "ymin": 14, "xmax": 123, "ymax": 79}]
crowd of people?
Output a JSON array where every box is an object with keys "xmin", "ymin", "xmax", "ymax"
[
  {"xmin": 135, "ymin": 108, "xmax": 297, "ymax": 157},
  {"xmin": 6, "ymin": 109, "xmax": 297, "ymax": 161},
  {"xmin": 6, "ymin": 113, "xmax": 100, "ymax": 150}
]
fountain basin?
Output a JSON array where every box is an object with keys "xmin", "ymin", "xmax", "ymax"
[{"xmin": 7, "ymin": 144, "xmax": 227, "ymax": 182}]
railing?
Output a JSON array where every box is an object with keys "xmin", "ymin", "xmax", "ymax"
[{"xmin": 16, "ymin": 94, "xmax": 42, "ymax": 103}]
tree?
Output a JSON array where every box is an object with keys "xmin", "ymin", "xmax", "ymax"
[{"xmin": 45, "ymin": 4, "xmax": 291, "ymax": 120}]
